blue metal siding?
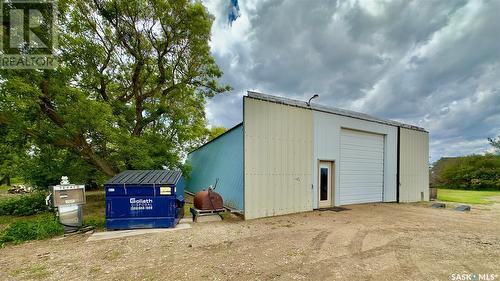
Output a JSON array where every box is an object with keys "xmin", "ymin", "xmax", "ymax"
[
  {"xmin": 186, "ymin": 124, "xmax": 244, "ymax": 210},
  {"xmin": 175, "ymin": 176, "xmax": 185, "ymax": 202}
]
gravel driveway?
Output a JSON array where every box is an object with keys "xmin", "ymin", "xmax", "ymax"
[{"xmin": 1, "ymin": 202, "xmax": 499, "ymax": 280}]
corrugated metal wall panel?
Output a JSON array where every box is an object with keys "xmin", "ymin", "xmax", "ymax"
[
  {"xmin": 244, "ymin": 97, "xmax": 313, "ymax": 219},
  {"xmin": 313, "ymin": 111, "xmax": 398, "ymax": 207},
  {"xmin": 339, "ymin": 129, "xmax": 385, "ymax": 204},
  {"xmin": 399, "ymin": 128, "xmax": 429, "ymax": 202},
  {"xmin": 186, "ymin": 125, "xmax": 244, "ymax": 210}
]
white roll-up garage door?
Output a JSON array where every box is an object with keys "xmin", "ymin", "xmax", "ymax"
[{"xmin": 339, "ymin": 129, "xmax": 384, "ymax": 205}]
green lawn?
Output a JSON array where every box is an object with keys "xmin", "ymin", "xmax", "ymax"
[
  {"xmin": 83, "ymin": 191, "xmax": 106, "ymax": 229},
  {"xmin": 0, "ymin": 181, "xmax": 30, "ymax": 199},
  {"xmin": 0, "ymin": 190, "xmax": 107, "ymax": 247},
  {"xmin": 0, "ymin": 185, "xmax": 12, "ymax": 198},
  {"xmin": 0, "ymin": 213, "xmax": 48, "ymax": 232},
  {"xmin": 437, "ymin": 189, "xmax": 500, "ymax": 204}
]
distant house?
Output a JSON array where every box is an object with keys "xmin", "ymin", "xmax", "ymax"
[{"xmin": 186, "ymin": 92, "xmax": 429, "ymax": 219}]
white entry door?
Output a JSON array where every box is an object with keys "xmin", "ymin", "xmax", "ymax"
[
  {"xmin": 339, "ymin": 129, "xmax": 384, "ymax": 205},
  {"xmin": 318, "ymin": 161, "xmax": 333, "ymax": 208}
]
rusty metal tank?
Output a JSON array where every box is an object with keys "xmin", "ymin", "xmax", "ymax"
[{"xmin": 193, "ymin": 189, "xmax": 224, "ymax": 210}]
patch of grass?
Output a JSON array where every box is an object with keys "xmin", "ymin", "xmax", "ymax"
[
  {"xmin": 8, "ymin": 177, "xmax": 24, "ymax": 185},
  {"xmin": 12, "ymin": 264, "xmax": 50, "ymax": 279},
  {"xmin": 11, "ymin": 267, "xmax": 23, "ymax": 277},
  {"xmin": 89, "ymin": 266, "xmax": 101, "ymax": 275},
  {"xmin": 0, "ymin": 215, "xmax": 19, "ymax": 226},
  {"xmin": 287, "ymin": 249, "xmax": 304, "ymax": 257},
  {"xmin": 219, "ymin": 211, "xmax": 243, "ymax": 222},
  {"xmin": 0, "ymin": 191, "xmax": 48, "ymax": 216},
  {"xmin": 84, "ymin": 215, "xmax": 105, "ymax": 229},
  {"xmin": 86, "ymin": 190, "xmax": 105, "ymax": 203},
  {"xmin": 26, "ymin": 265, "xmax": 51, "ymax": 279},
  {"xmin": 0, "ymin": 190, "xmax": 106, "ymax": 247},
  {"xmin": 83, "ymin": 191, "xmax": 106, "ymax": 229},
  {"xmin": 437, "ymin": 189, "xmax": 500, "ymax": 204},
  {"xmin": 219, "ymin": 212, "xmax": 232, "ymax": 220},
  {"xmin": 0, "ymin": 213, "xmax": 63, "ymax": 246},
  {"xmin": 0, "ymin": 213, "xmax": 48, "ymax": 232},
  {"xmin": 103, "ymin": 249, "xmax": 124, "ymax": 261},
  {"xmin": 183, "ymin": 202, "xmax": 193, "ymax": 218},
  {"xmin": 0, "ymin": 178, "xmax": 27, "ymax": 197}
]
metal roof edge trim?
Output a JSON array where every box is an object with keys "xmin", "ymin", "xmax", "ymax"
[
  {"xmin": 246, "ymin": 91, "xmax": 427, "ymax": 132},
  {"xmin": 188, "ymin": 122, "xmax": 243, "ymax": 155}
]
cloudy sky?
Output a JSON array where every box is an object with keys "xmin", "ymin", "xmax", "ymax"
[{"xmin": 202, "ymin": 0, "xmax": 500, "ymax": 162}]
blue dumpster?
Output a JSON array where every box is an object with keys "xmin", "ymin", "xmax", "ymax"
[{"xmin": 105, "ymin": 170, "xmax": 185, "ymax": 230}]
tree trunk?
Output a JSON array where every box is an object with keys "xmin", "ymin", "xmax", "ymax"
[
  {"xmin": 85, "ymin": 152, "xmax": 117, "ymax": 177},
  {"xmin": 77, "ymin": 137, "xmax": 118, "ymax": 177},
  {"xmin": 38, "ymin": 79, "xmax": 118, "ymax": 177},
  {"xmin": 0, "ymin": 176, "xmax": 11, "ymax": 186}
]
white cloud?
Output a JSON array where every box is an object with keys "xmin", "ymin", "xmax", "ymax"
[{"xmin": 203, "ymin": 0, "xmax": 500, "ymax": 162}]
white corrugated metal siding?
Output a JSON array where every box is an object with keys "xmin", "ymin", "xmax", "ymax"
[
  {"xmin": 399, "ymin": 128, "xmax": 429, "ymax": 202},
  {"xmin": 313, "ymin": 111, "xmax": 398, "ymax": 207},
  {"xmin": 244, "ymin": 97, "xmax": 313, "ymax": 219},
  {"xmin": 339, "ymin": 129, "xmax": 384, "ymax": 204}
]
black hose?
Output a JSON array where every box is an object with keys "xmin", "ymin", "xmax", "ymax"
[
  {"xmin": 207, "ymin": 178, "xmax": 223, "ymax": 219},
  {"xmin": 58, "ymin": 222, "xmax": 80, "ymax": 233},
  {"xmin": 208, "ymin": 188, "xmax": 216, "ymax": 211}
]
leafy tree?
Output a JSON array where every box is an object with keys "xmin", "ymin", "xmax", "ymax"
[
  {"xmin": 18, "ymin": 145, "xmax": 107, "ymax": 188},
  {"xmin": 0, "ymin": 0, "xmax": 229, "ymax": 185},
  {"xmin": 433, "ymin": 155, "xmax": 500, "ymax": 190},
  {"xmin": 207, "ymin": 126, "xmax": 227, "ymax": 141},
  {"xmin": 488, "ymin": 136, "xmax": 500, "ymax": 154},
  {"xmin": 0, "ymin": 120, "xmax": 26, "ymax": 186},
  {"xmin": 0, "ymin": 146, "xmax": 17, "ymax": 186}
]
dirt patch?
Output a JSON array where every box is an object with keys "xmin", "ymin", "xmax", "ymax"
[
  {"xmin": 486, "ymin": 196, "xmax": 500, "ymax": 203},
  {"xmin": 1, "ymin": 203, "xmax": 499, "ymax": 280}
]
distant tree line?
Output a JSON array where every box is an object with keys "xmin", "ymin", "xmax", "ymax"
[{"xmin": 431, "ymin": 137, "xmax": 500, "ymax": 190}]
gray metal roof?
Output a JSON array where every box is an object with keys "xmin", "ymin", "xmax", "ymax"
[
  {"xmin": 105, "ymin": 170, "xmax": 182, "ymax": 185},
  {"xmin": 247, "ymin": 91, "xmax": 427, "ymax": 132}
]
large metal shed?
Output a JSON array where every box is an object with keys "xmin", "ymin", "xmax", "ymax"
[
  {"xmin": 187, "ymin": 92, "xmax": 429, "ymax": 219},
  {"xmin": 105, "ymin": 170, "xmax": 185, "ymax": 229}
]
